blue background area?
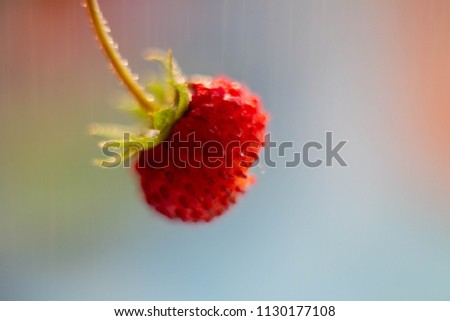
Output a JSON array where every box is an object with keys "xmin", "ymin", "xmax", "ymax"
[{"xmin": 0, "ymin": 0, "xmax": 449, "ymax": 300}]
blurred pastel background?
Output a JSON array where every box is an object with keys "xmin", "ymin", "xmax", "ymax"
[{"xmin": 1, "ymin": 0, "xmax": 449, "ymax": 300}]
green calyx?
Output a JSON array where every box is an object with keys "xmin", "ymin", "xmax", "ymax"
[{"xmin": 85, "ymin": 0, "xmax": 190, "ymax": 166}]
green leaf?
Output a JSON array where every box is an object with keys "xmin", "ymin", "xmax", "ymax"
[{"xmin": 152, "ymin": 107, "xmax": 175, "ymax": 131}]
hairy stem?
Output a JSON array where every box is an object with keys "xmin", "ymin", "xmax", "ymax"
[{"xmin": 85, "ymin": 0, "xmax": 158, "ymax": 112}]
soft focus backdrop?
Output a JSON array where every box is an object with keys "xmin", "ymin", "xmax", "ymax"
[{"xmin": 1, "ymin": 0, "xmax": 449, "ymax": 300}]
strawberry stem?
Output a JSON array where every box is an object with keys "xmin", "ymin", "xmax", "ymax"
[{"xmin": 85, "ymin": 0, "xmax": 158, "ymax": 113}]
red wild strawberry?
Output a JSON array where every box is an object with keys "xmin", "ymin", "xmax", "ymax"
[
  {"xmin": 86, "ymin": 0, "xmax": 268, "ymax": 222},
  {"xmin": 135, "ymin": 77, "xmax": 267, "ymax": 221}
]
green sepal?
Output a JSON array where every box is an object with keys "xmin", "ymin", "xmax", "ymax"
[
  {"xmin": 93, "ymin": 131, "xmax": 165, "ymax": 167},
  {"xmin": 169, "ymin": 80, "xmax": 190, "ymax": 119},
  {"xmin": 152, "ymin": 107, "xmax": 175, "ymax": 131},
  {"xmin": 92, "ymin": 50, "xmax": 190, "ymax": 168},
  {"xmin": 93, "ymin": 146, "xmax": 139, "ymax": 168},
  {"xmin": 116, "ymin": 103, "xmax": 151, "ymax": 122},
  {"xmin": 146, "ymin": 81, "xmax": 167, "ymax": 105},
  {"xmin": 90, "ymin": 123, "xmax": 139, "ymax": 139},
  {"xmin": 145, "ymin": 49, "xmax": 182, "ymax": 82},
  {"xmin": 145, "ymin": 50, "xmax": 188, "ymax": 116}
]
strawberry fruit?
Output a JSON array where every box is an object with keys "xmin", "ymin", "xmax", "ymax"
[{"xmin": 86, "ymin": 0, "xmax": 268, "ymax": 222}]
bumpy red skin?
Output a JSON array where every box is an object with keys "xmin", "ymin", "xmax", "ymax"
[{"xmin": 135, "ymin": 76, "xmax": 268, "ymax": 222}]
